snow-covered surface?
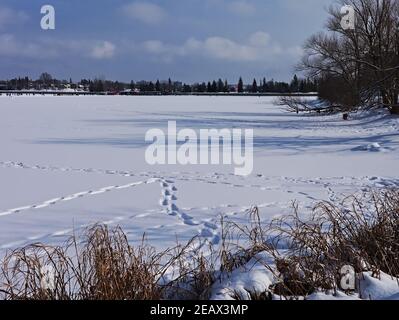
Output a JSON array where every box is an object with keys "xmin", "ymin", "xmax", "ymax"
[
  {"xmin": 211, "ymin": 252, "xmax": 276, "ymax": 300},
  {"xmin": 359, "ymin": 272, "xmax": 399, "ymax": 300},
  {"xmin": 0, "ymin": 95, "xmax": 399, "ymax": 299},
  {"xmin": 212, "ymin": 256, "xmax": 399, "ymax": 301}
]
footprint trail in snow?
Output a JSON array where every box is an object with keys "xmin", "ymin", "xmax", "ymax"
[
  {"xmin": 159, "ymin": 179, "xmax": 220, "ymax": 245},
  {"xmin": 0, "ymin": 179, "xmax": 158, "ymax": 217}
]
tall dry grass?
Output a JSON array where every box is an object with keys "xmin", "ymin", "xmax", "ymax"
[
  {"xmin": 206, "ymin": 189, "xmax": 399, "ymax": 298},
  {"xmin": 266, "ymin": 190, "xmax": 399, "ymax": 297},
  {"xmin": 0, "ymin": 225, "xmax": 218, "ymax": 300},
  {"xmin": 0, "ymin": 189, "xmax": 398, "ymax": 300},
  {"xmin": 0, "ymin": 225, "xmax": 172, "ymax": 300}
]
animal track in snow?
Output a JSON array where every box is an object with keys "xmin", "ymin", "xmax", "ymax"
[
  {"xmin": 158, "ymin": 179, "xmax": 222, "ymax": 245},
  {"xmin": 0, "ymin": 179, "xmax": 158, "ymax": 218},
  {"xmin": 3, "ymin": 159, "xmax": 399, "ymax": 251}
]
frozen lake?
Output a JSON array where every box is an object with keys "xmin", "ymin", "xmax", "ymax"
[{"xmin": 1, "ymin": 95, "xmax": 399, "ymax": 253}]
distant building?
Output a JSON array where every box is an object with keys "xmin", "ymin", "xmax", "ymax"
[{"xmin": 228, "ymin": 84, "xmax": 238, "ymax": 93}]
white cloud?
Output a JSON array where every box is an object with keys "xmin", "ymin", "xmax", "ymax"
[
  {"xmin": 202, "ymin": 37, "xmax": 260, "ymax": 61},
  {"xmin": 139, "ymin": 32, "xmax": 295, "ymax": 63},
  {"xmin": 142, "ymin": 40, "xmax": 167, "ymax": 54},
  {"xmin": 0, "ymin": 34, "xmax": 53, "ymax": 58},
  {"xmin": 0, "ymin": 34, "xmax": 18, "ymax": 55},
  {"xmin": 90, "ymin": 41, "xmax": 116, "ymax": 59},
  {"xmin": 248, "ymin": 31, "xmax": 271, "ymax": 47},
  {"xmin": 122, "ymin": 2, "xmax": 167, "ymax": 25},
  {"xmin": 0, "ymin": 34, "xmax": 117, "ymax": 60},
  {"xmin": 228, "ymin": 1, "xmax": 256, "ymax": 16},
  {"xmin": 280, "ymin": 0, "xmax": 329, "ymax": 12},
  {"xmin": 0, "ymin": 7, "xmax": 28, "ymax": 29}
]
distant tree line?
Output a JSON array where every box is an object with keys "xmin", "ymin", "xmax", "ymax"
[{"xmin": 0, "ymin": 73, "xmax": 318, "ymax": 94}]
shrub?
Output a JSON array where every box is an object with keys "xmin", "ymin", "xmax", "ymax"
[{"xmin": 1, "ymin": 190, "xmax": 398, "ymax": 300}]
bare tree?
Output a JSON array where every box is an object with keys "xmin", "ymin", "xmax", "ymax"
[
  {"xmin": 39, "ymin": 72, "xmax": 53, "ymax": 89},
  {"xmin": 298, "ymin": 0, "xmax": 399, "ymax": 111}
]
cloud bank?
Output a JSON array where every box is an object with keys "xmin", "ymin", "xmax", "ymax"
[
  {"xmin": 122, "ymin": 2, "xmax": 167, "ymax": 25},
  {"xmin": 139, "ymin": 31, "xmax": 302, "ymax": 63}
]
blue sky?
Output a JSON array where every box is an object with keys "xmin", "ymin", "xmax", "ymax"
[{"xmin": 0, "ymin": 0, "xmax": 334, "ymax": 83}]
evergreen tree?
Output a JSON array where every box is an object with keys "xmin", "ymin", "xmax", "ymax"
[
  {"xmin": 217, "ymin": 79, "xmax": 224, "ymax": 92},
  {"xmin": 238, "ymin": 77, "xmax": 244, "ymax": 93},
  {"xmin": 148, "ymin": 81, "xmax": 155, "ymax": 91},
  {"xmin": 268, "ymin": 79, "xmax": 275, "ymax": 92},
  {"xmin": 207, "ymin": 81, "xmax": 212, "ymax": 92},
  {"xmin": 211, "ymin": 80, "xmax": 217, "ymax": 93},
  {"xmin": 252, "ymin": 79, "xmax": 258, "ymax": 93},
  {"xmin": 261, "ymin": 78, "xmax": 266, "ymax": 92},
  {"xmin": 290, "ymin": 74, "xmax": 299, "ymax": 92},
  {"xmin": 224, "ymin": 79, "xmax": 229, "ymax": 92},
  {"xmin": 95, "ymin": 79, "xmax": 104, "ymax": 92}
]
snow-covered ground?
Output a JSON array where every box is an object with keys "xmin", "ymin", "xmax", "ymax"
[
  {"xmin": 1, "ymin": 95, "xmax": 398, "ymax": 251},
  {"xmin": 1, "ymin": 96, "xmax": 399, "ymax": 299}
]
